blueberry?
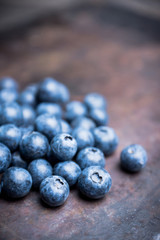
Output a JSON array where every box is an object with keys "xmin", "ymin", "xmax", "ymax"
[
  {"xmin": 93, "ymin": 126, "xmax": 119, "ymax": 156},
  {"xmin": 11, "ymin": 152, "xmax": 28, "ymax": 169},
  {"xmin": 38, "ymin": 77, "xmax": 60, "ymax": 103},
  {"xmin": 89, "ymin": 108, "xmax": 108, "ymax": 126},
  {"xmin": 0, "ymin": 143, "xmax": 11, "ymax": 173},
  {"xmin": 72, "ymin": 128, "xmax": 94, "ymax": 151},
  {"xmin": 53, "ymin": 161, "xmax": 81, "ymax": 187},
  {"xmin": 19, "ymin": 131, "xmax": 49, "ymax": 162},
  {"xmin": 40, "ymin": 175, "xmax": 69, "ymax": 207},
  {"xmin": 0, "ymin": 102, "xmax": 23, "ymax": 126},
  {"xmin": 76, "ymin": 147, "xmax": 105, "ymax": 170},
  {"xmin": 21, "ymin": 105, "xmax": 36, "ymax": 126},
  {"xmin": 36, "ymin": 103, "xmax": 62, "ymax": 118},
  {"xmin": 120, "ymin": 144, "xmax": 148, "ymax": 172},
  {"xmin": 0, "ymin": 89, "xmax": 18, "ymax": 103},
  {"xmin": 84, "ymin": 93, "xmax": 107, "ymax": 110},
  {"xmin": 19, "ymin": 125, "xmax": 34, "ymax": 138},
  {"xmin": 60, "ymin": 119, "xmax": 72, "ymax": 134},
  {"xmin": 18, "ymin": 89, "xmax": 37, "ymax": 107},
  {"xmin": 25, "ymin": 83, "xmax": 39, "ymax": 95},
  {"xmin": 35, "ymin": 114, "xmax": 61, "ymax": 141},
  {"xmin": 0, "ymin": 124, "xmax": 21, "ymax": 152},
  {"xmin": 65, "ymin": 101, "xmax": 87, "ymax": 122},
  {"xmin": 28, "ymin": 159, "xmax": 52, "ymax": 189},
  {"xmin": 78, "ymin": 166, "xmax": 112, "ymax": 199},
  {"xmin": 0, "ymin": 77, "xmax": 18, "ymax": 90},
  {"xmin": 71, "ymin": 117, "xmax": 96, "ymax": 131},
  {"xmin": 58, "ymin": 83, "xmax": 70, "ymax": 103},
  {"xmin": 2, "ymin": 167, "xmax": 32, "ymax": 199},
  {"xmin": 50, "ymin": 133, "xmax": 77, "ymax": 161}
]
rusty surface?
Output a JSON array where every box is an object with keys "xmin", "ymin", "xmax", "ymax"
[{"xmin": 0, "ymin": 4, "xmax": 160, "ymax": 240}]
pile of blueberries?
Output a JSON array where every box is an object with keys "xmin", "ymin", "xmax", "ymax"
[{"xmin": 0, "ymin": 77, "xmax": 148, "ymax": 207}]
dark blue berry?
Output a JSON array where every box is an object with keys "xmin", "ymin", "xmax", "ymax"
[
  {"xmin": 84, "ymin": 93, "xmax": 106, "ymax": 110},
  {"xmin": 28, "ymin": 159, "xmax": 52, "ymax": 189},
  {"xmin": 18, "ymin": 89, "xmax": 37, "ymax": 107},
  {"xmin": 65, "ymin": 101, "xmax": 87, "ymax": 122},
  {"xmin": 58, "ymin": 83, "xmax": 70, "ymax": 103},
  {"xmin": 72, "ymin": 127, "xmax": 94, "ymax": 151},
  {"xmin": 0, "ymin": 77, "xmax": 18, "ymax": 90},
  {"xmin": 60, "ymin": 119, "xmax": 72, "ymax": 134},
  {"xmin": 0, "ymin": 89, "xmax": 18, "ymax": 103},
  {"xmin": 19, "ymin": 131, "xmax": 49, "ymax": 162},
  {"xmin": 0, "ymin": 143, "xmax": 11, "ymax": 173},
  {"xmin": 120, "ymin": 144, "xmax": 148, "ymax": 172},
  {"xmin": 2, "ymin": 167, "xmax": 32, "ymax": 198},
  {"xmin": 35, "ymin": 114, "xmax": 61, "ymax": 141},
  {"xmin": 53, "ymin": 161, "xmax": 81, "ymax": 187},
  {"xmin": 36, "ymin": 103, "xmax": 62, "ymax": 118},
  {"xmin": 0, "ymin": 102, "xmax": 23, "ymax": 126},
  {"xmin": 11, "ymin": 152, "xmax": 28, "ymax": 169},
  {"xmin": 50, "ymin": 133, "xmax": 77, "ymax": 161},
  {"xmin": 89, "ymin": 108, "xmax": 108, "ymax": 126},
  {"xmin": 40, "ymin": 175, "xmax": 69, "ymax": 207},
  {"xmin": 76, "ymin": 147, "xmax": 105, "ymax": 170},
  {"xmin": 78, "ymin": 166, "xmax": 112, "ymax": 199},
  {"xmin": 71, "ymin": 117, "xmax": 96, "ymax": 131},
  {"xmin": 0, "ymin": 124, "xmax": 21, "ymax": 152},
  {"xmin": 93, "ymin": 126, "xmax": 119, "ymax": 156},
  {"xmin": 21, "ymin": 105, "xmax": 36, "ymax": 126}
]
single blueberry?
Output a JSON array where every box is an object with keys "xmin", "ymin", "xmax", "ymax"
[
  {"xmin": 65, "ymin": 101, "xmax": 87, "ymax": 122},
  {"xmin": 50, "ymin": 133, "xmax": 77, "ymax": 161},
  {"xmin": 71, "ymin": 117, "xmax": 96, "ymax": 131},
  {"xmin": 0, "ymin": 77, "xmax": 18, "ymax": 90},
  {"xmin": 2, "ymin": 167, "xmax": 32, "ymax": 199},
  {"xmin": 72, "ymin": 127, "xmax": 94, "ymax": 151},
  {"xmin": 53, "ymin": 161, "xmax": 81, "ymax": 187},
  {"xmin": 18, "ymin": 89, "xmax": 37, "ymax": 107},
  {"xmin": 58, "ymin": 83, "xmax": 70, "ymax": 103},
  {"xmin": 38, "ymin": 77, "xmax": 61, "ymax": 103},
  {"xmin": 40, "ymin": 175, "xmax": 70, "ymax": 207},
  {"xmin": 78, "ymin": 166, "xmax": 112, "ymax": 199},
  {"xmin": 36, "ymin": 103, "xmax": 62, "ymax": 118},
  {"xmin": 0, "ymin": 124, "xmax": 21, "ymax": 152},
  {"xmin": 76, "ymin": 147, "xmax": 105, "ymax": 170},
  {"xmin": 0, "ymin": 143, "xmax": 11, "ymax": 174},
  {"xmin": 19, "ymin": 131, "xmax": 49, "ymax": 162},
  {"xmin": 21, "ymin": 105, "xmax": 36, "ymax": 126},
  {"xmin": 0, "ymin": 102, "xmax": 23, "ymax": 126},
  {"xmin": 25, "ymin": 83, "xmax": 39, "ymax": 95},
  {"xmin": 11, "ymin": 152, "xmax": 28, "ymax": 169},
  {"xmin": 0, "ymin": 89, "xmax": 18, "ymax": 103},
  {"xmin": 60, "ymin": 119, "xmax": 72, "ymax": 134},
  {"xmin": 28, "ymin": 159, "xmax": 52, "ymax": 189},
  {"xmin": 89, "ymin": 108, "xmax": 108, "ymax": 126},
  {"xmin": 84, "ymin": 93, "xmax": 107, "ymax": 110},
  {"xmin": 35, "ymin": 114, "xmax": 61, "ymax": 141},
  {"xmin": 93, "ymin": 126, "xmax": 119, "ymax": 156},
  {"xmin": 120, "ymin": 144, "xmax": 148, "ymax": 172}
]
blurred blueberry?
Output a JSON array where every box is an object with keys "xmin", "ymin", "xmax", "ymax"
[
  {"xmin": 0, "ymin": 89, "xmax": 18, "ymax": 103},
  {"xmin": 72, "ymin": 127, "xmax": 94, "ymax": 151},
  {"xmin": 11, "ymin": 152, "xmax": 28, "ymax": 169},
  {"xmin": 36, "ymin": 102, "xmax": 62, "ymax": 118},
  {"xmin": 18, "ymin": 89, "xmax": 37, "ymax": 107},
  {"xmin": 84, "ymin": 93, "xmax": 107, "ymax": 110},
  {"xmin": 53, "ymin": 161, "xmax": 81, "ymax": 187},
  {"xmin": 60, "ymin": 119, "xmax": 72, "ymax": 134},
  {"xmin": 2, "ymin": 167, "xmax": 32, "ymax": 199},
  {"xmin": 0, "ymin": 143, "xmax": 11, "ymax": 174},
  {"xmin": 71, "ymin": 117, "xmax": 96, "ymax": 131},
  {"xmin": 76, "ymin": 147, "xmax": 105, "ymax": 170},
  {"xmin": 50, "ymin": 133, "xmax": 77, "ymax": 161},
  {"xmin": 21, "ymin": 105, "xmax": 36, "ymax": 126},
  {"xmin": 19, "ymin": 131, "xmax": 49, "ymax": 162},
  {"xmin": 89, "ymin": 108, "xmax": 108, "ymax": 126},
  {"xmin": 58, "ymin": 83, "xmax": 70, "ymax": 103},
  {"xmin": 25, "ymin": 83, "xmax": 39, "ymax": 94},
  {"xmin": 35, "ymin": 114, "xmax": 61, "ymax": 141},
  {"xmin": 93, "ymin": 126, "xmax": 119, "ymax": 156},
  {"xmin": 40, "ymin": 175, "xmax": 69, "ymax": 207},
  {"xmin": 0, "ymin": 124, "xmax": 21, "ymax": 152},
  {"xmin": 28, "ymin": 159, "xmax": 52, "ymax": 189},
  {"xmin": 0, "ymin": 102, "xmax": 23, "ymax": 126},
  {"xmin": 78, "ymin": 166, "xmax": 112, "ymax": 199},
  {"xmin": 65, "ymin": 101, "xmax": 87, "ymax": 122},
  {"xmin": 120, "ymin": 144, "xmax": 148, "ymax": 172},
  {"xmin": 0, "ymin": 77, "xmax": 18, "ymax": 90}
]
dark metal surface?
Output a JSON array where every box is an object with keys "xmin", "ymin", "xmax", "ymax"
[{"xmin": 0, "ymin": 4, "xmax": 160, "ymax": 240}]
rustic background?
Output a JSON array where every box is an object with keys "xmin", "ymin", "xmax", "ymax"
[{"xmin": 0, "ymin": 2, "xmax": 160, "ymax": 240}]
